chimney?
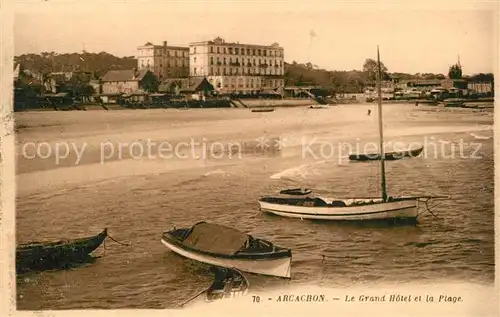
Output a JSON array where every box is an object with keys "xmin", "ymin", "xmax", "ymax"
[{"xmin": 163, "ymin": 41, "xmax": 167, "ymax": 47}]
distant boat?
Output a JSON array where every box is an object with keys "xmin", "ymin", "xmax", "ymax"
[
  {"xmin": 258, "ymin": 47, "xmax": 447, "ymax": 223},
  {"xmin": 279, "ymin": 188, "xmax": 312, "ymax": 196},
  {"xmin": 161, "ymin": 221, "xmax": 292, "ymax": 278},
  {"xmin": 443, "ymin": 98, "xmax": 466, "ymax": 107},
  {"xmin": 349, "ymin": 145, "xmax": 424, "ymax": 162},
  {"xmin": 16, "ymin": 228, "xmax": 107, "ymax": 271},
  {"xmin": 309, "ymin": 105, "xmax": 329, "ymax": 109},
  {"xmin": 251, "ymin": 108, "xmax": 274, "ymax": 112}
]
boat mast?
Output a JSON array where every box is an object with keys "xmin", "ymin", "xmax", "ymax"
[{"xmin": 377, "ymin": 46, "xmax": 388, "ymax": 202}]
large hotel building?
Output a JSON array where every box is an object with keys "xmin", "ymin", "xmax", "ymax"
[
  {"xmin": 188, "ymin": 37, "xmax": 285, "ymax": 94},
  {"xmin": 136, "ymin": 41, "xmax": 190, "ymax": 79}
]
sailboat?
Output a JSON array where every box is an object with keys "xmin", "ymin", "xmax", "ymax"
[{"xmin": 258, "ymin": 47, "xmax": 448, "ymax": 222}]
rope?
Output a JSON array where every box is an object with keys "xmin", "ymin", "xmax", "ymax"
[
  {"xmin": 417, "ymin": 198, "xmax": 439, "ymax": 218},
  {"xmin": 179, "ymin": 287, "xmax": 209, "ymax": 308},
  {"xmin": 107, "ymin": 234, "xmax": 131, "ymax": 246}
]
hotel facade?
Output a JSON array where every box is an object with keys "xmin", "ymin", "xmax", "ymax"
[
  {"xmin": 188, "ymin": 37, "xmax": 285, "ymax": 94},
  {"xmin": 136, "ymin": 41, "xmax": 190, "ymax": 79}
]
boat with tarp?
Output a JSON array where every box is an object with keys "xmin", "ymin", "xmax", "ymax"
[{"xmin": 161, "ymin": 221, "xmax": 292, "ymax": 278}]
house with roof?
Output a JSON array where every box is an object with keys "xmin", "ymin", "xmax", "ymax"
[
  {"xmin": 179, "ymin": 77, "xmax": 215, "ymax": 99},
  {"xmin": 158, "ymin": 78, "xmax": 190, "ymax": 95},
  {"xmin": 101, "ymin": 69, "xmax": 158, "ymax": 94}
]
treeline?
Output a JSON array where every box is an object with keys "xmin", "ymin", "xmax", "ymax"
[{"xmin": 14, "ymin": 51, "xmax": 137, "ymax": 79}]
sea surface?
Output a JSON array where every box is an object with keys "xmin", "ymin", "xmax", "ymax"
[{"xmin": 14, "ymin": 104, "xmax": 495, "ymax": 309}]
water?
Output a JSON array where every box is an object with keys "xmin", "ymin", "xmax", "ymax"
[{"xmin": 14, "ymin": 104, "xmax": 494, "ymax": 309}]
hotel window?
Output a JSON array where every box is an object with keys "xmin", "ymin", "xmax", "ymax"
[
  {"xmin": 217, "ymin": 68, "xmax": 220, "ymax": 75},
  {"xmin": 194, "ymin": 47, "xmax": 196, "ymax": 54},
  {"xmin": 217, "ymin": 57, "xmax": 221, "ymax": 64},
  {"xmin": 194, "ymin": 57, "xmax": 197, "ymax": 63},
  {"xmin": 224, "ymin": 47, "xmax": 227, "ymax": 54},
  {"xmin": 230, "ymin": 68, "xmax": 233, "ymax": 75},
  {"xmin": 194, "ymin": 68, "xmax": 197, "ymax": 75},
  {"xmin": 263, "ymin": 50, "xmax": 267, "ymax": 56},
  {"xmin": 252, "ymin": 49, "xmax": 255, "ymax": 55},
  {"xmin": 175, "ymin": 51, "xmax": 178, "ymax": 57},
  {"xmin": 210, "ymin": 67, "xmax": 214, "ymax": 75},
  {"xmin": 258, "ymin": 49, "xmax": 262, "ymax": 56},
  {"xmin": 223, "ymin": 68, "xmax": 226, "ymax": 75},
  {"xmin": 229, "ymin": 47, "xmax": 233, "ymax": 54},
  {"xmin": 247, "ymin": 48, "xmax": 251, "ymax": 55},
  {"xmin": 210, "ymin": 56, "xmax": 213, "ymax": 65},
  {"xmin": 210, "ymin": 46, "xmax": 214, "ymax": 53},
  {"xmin": 235, "ymin": 48, "xmax": 239, "ymax": 54},
  {"xmin": 223, "ymin": 58, "xmax": 226, "ymax": 65}
]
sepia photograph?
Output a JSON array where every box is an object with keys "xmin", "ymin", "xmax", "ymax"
[{"xmin": 1, "ymin": 0, "xmax": 498, "ymax": 316}]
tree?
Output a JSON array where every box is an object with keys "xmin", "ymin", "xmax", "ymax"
[
  {"xmin": 362, "ymin": 58, "xmax": 388, "ymax": 83},
  {"xmin": 448, "ymin": 63, "xmax": 462, "ymax": 79}
]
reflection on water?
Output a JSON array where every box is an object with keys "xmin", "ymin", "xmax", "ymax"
[{"xmin": 15, "ymin": 105, "xmax": 494, "ymax": 309}]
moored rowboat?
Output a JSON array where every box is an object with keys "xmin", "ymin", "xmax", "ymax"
[
  {"xmin": 16, "ymin": 228, "xmax": 108, "ymax": 271},
  {"xmin": 349, "ymin": 145, "xmax": 423, "ymax": 162},
  {"xmin": 161, "ymin": 221, "xmax": 292, "ymax": 278}
]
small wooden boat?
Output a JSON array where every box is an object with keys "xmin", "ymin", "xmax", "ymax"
[
  {"xmin": 279, "ymin": 188, "xmax": 312, "ymax": 196},
  {"xmin": 205, "ymin": 267, "xmax": 249, "ymax": 302},
  {"xmin": 16, "ymin": 228, "xmax": 108, "ymax": 271},
  {"xmin": 251, "ymin": 107, "xmax": 274, "ymax": 112},
  {"xmin": 179, "ymin": 267, "xmax": 249, "ymax": 307},
  {"xmin": 349, "ymin": 146, "xmax": 424, "ymax": 162},
  {"xmin": 161, "ymin": 221, "xmax": 292, "ymax": 278}
]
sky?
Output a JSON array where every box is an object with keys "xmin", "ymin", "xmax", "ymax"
[{"xmin": 11, "ymin": 0, "xmax": 499, "ymax": 75}]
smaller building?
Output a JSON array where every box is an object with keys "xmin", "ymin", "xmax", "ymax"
[
  {"xmin": 179, "ymin": 77, "xmax": 215, "ymax": 99},
  {"xmin": 101, "ymin": 69, "xmax": 159, "ymax": 95},
  {"xmin": 158, "ymin": 78, "xmax": 191, "ymax": 95}
]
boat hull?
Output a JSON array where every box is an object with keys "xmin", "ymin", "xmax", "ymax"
[
  {"xmin": 259, "ymin": 199, "xmax": 418, "ymax": 221},
  {"xmin": 349, "ymin": 146, "xmax": 423, "ymax": 162},
  {"xmin": 16, "ymin": 229, "xmax": 107, "ymax": 271},
  {"xmin": 161, "ymin": 238, "xmax": 291, "ymax": 279}
]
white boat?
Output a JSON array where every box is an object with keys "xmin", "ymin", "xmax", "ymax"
[
  {"xmin": 259, "ymin": 47, "xmax": 447, "ymax": 222},
  {"xmin": 161, "ymin": 221, "xmax": 292, "ymax": 278},
  {"xmin": 259, "ymin": 195, "xmax": 419, "ymax": 221}
]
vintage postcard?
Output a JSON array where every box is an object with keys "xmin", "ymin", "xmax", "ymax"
[{"xmin": 1, "ymin": 0, "xmax": 498, "ymax": 316}]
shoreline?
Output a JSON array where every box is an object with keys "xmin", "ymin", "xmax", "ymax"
[{"xmin": 14, "ymin": 99, "xmax": 494, "ymax": 112}]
